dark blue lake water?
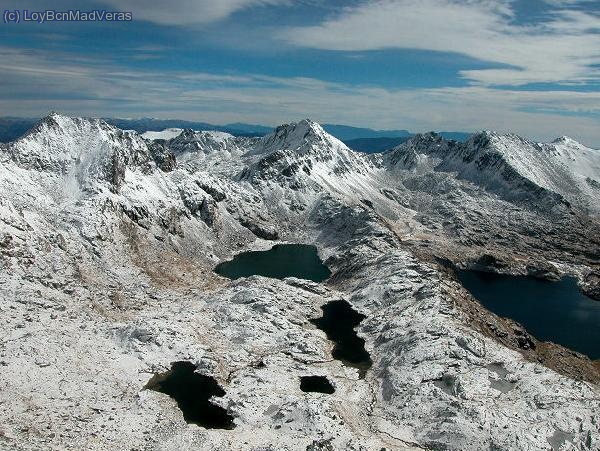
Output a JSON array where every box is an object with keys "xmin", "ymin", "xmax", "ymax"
[
  {"xmin": 300, "ymin": 375, "xmax": 335, "ymax": 394},
  {"xmin": 457, "ymin": 271, "xmax": 600, "ymax": 360},
  {"xmin": 311, "ymin": 300, "xmax": 373, "ymax": 378},
  {"xmin": 214, "ymin": 244, "xmax": 331, "ymax": 282},
  {"xmin": 145, "ymin": 361, "xmax": 234, "ymax": 429}
]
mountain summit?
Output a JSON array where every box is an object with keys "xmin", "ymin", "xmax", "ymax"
[
  {"xmin": 385, "ymin": 129, "xmax": 600, "ymax": 214},
  {"xmin": 3, "ymin": 113, "xmax": 172, "ymax": 191},
  {"xmin": 241, "ymin": 119, "xmax": 375, "ymax": 190},
  {"xmin": 250, "ymin": 119, "xmax": 346, "ymax": 156}
]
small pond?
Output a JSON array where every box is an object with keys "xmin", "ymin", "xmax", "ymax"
[
  {"xmin": 311, "ymin": 300, "xmax": 373, "ymax": 378},
  {"xmin": 300, "ymin": 376, "xmax": 335, "ymax": 394},
  {"xmin": 215, "ymin": 244, "xmax": 331, "ymax": 282},
  {"xmin": 457, "ymin": 271, "xmax": 600, "ymax": 360},
  {"xmin": 145, "ymin": 361, "xmax": 235, "ymax": 429}
]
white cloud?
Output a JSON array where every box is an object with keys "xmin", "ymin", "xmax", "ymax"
[
  {"xmin": 99, "ymin": 0, "xmax": 286, "ymax": 25},
  {"xmin": 279, "ymin": 0, "xmax": 600, "ymax": 86},
  {"xmin": 0, "ymin": 45, "xmax": 598, "ymax": 147},
  {"xmin": 542, "ymin": 0, "xmax": 599, "ymax": 6}
]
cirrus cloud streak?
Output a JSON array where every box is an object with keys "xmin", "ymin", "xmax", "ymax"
[{"xmin": 279, "ymin": 0, "xmax": 600, "ymax": 86}]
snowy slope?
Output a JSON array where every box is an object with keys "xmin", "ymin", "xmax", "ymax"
[
  {"xmin": 2, "ymin": 112, "xmax": 175, "ymax": 197},
  {"xmin": 167, "ymin": 129, "xmax": 251, "ymax": 161},
  {"xmin": 142, "ymin": 128, "xmax": 184, "ymax": 141},
  {"xmin": 386, "ymin": 131, "xmax": 600, "ymax": 214},
  {"xmin": 544, "ymin": 136, "xmax": 600, "ymax": 210},
  {"xmin": 241, "ymin": 119, "xmax": 377, "ymax": 197},
  {"xmin": 6, "ymin": 113, "xmax": 144, "ymax": 173},
  {"xmin": 463, "ymin": 132, "xmax": 600, "ymax": 213}
]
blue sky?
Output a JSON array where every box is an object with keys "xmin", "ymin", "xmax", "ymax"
[{"xmin": 0, "ymin": 0, "xmax": 599, "ymax": 145}]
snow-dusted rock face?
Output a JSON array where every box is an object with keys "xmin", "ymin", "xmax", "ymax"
[
  {"xmin": 242, "ymin": 120, "xmax": 375, "ymax": 186},
  {"xmin": 0, "ymin": 113, "xmax": 599, "ymax": 451},
  {"xmin": 143, "ymin": 128, "xmax": 258, "ymax": 177},
  {"xmin": 167, "ymin": 129, "xmax": 251, "ymax": 160},
  {"xmin": 386, "ymin": 130, "xmax": 600, "ymax": 214},
  {"xmin": 4, "ymin": 112, "xmax": 171, "ymax": 193}
]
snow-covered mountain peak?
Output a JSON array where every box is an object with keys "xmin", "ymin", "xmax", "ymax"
[
  {"xmin": 384, "ymin": 131, "xmax": 458, "ymax": 170},
  {"xmin": 464, "ymin": 130, "xmax": 594, "ymax": 163},
  {"xmin": 273, "ymin": 118, "xmax": 328, "ymax": 141},
  {"xmin": 552, "ymin": 135, "xmax": 588, "ymax": 149},
  {"xmin": 291, "ymin": 118, "xmax": 328, "ymax": 137},
  {"xmin": 466, "ymin": 130, "xmax": 522, "ymax": 147},
  {"xmin": 2, "ymin": 113, "xmax": 167, "ymax": 192},
  {"xmin": 174, "ymin": 128, "xmax": 235, "ymax": 144},
  {"xmin": 468, "ymin": 131, "xmax": 592, "ymax": 156},
  {"xmin": 458, "ymin": 130, "xmax": 568, "ymax": 166},
  {"xmin": 404, "ymin": 131, "xmax": 448, "ymax": 148},
  {"xmin": 250, "ymin": 119, "xmax": 347, "ymax": 156},
  {"xmin": 382, "ymin": 127, "xmax": 600, "ymax": 213},
  {"xmin": 36, "ymin": 111, "xmax": 73, "ymax": 129},
  {"xmin": 166, "ymin": 129, "xmax": 250, "ymax": 162},
  {"xmin": 25, "ymin": 112, "xmax": 112, "ymax": 140},
  {"xmin": 7, "ymin": 114, "xmax": 122, "ymax": 171},
  {"xmin": 240, "ymin": 119, "xmax": 375, "ymax": 192}
]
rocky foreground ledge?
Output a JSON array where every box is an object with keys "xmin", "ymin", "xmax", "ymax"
[{"xmin": 0, "ymin": 115, "xmax": 599, "ymax": 450}]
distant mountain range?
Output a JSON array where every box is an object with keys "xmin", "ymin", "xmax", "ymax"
[
  {"xmin": 0, "ymin": 117, "xmax": 270, "ymax": 142},
  {"xmin": 0, "ymin": 117, "xmax": 41, "ymax": 144},
  {"xmin": 104, "ymin": 118, "xmax": 271, "ymax": 137},
  {"xmin": 0, "ymin": 116, "xmax": 471, "ymax": 152}
]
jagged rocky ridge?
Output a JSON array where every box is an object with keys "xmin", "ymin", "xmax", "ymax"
[{"xmin": 0, "ymin": 113, "xmax": 599, "ymax": 450}]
